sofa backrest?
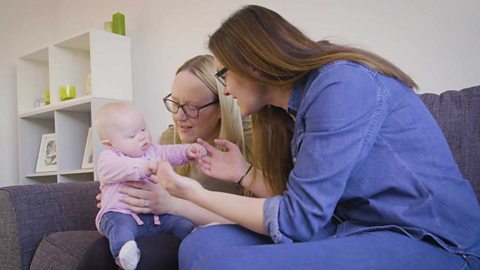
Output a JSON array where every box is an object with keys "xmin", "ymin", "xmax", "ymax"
[
  {"xmin": 419, "ymin": 85, "xmax": 480, "ymax": 201},
  {"xmin": 0, "ymin": 181, "xmax": 99, "ymax": 270}
]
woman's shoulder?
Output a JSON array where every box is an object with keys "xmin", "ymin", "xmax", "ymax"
[
  {"xmin": 302, "ymin": 60, "xmax": 380, "ymax": 99},
  {"xmin": 296, "ymin": 60, "xmax": 388, "ymax": 119},
  {"xmin": 312, "ymin": 60, "xmax": 377, "ymax": 82}
]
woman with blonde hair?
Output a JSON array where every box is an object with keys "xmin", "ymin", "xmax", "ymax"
[
  {"xmin": 160, "ymin": 54, "xmax": 250, "ymax": 194},
  {"xmin": 156, "ymin": 5, "xmax": 480, "ymax": 270}
]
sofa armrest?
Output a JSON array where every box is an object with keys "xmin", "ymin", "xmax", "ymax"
[{"xmin": 0, "ymin": 181, "xmax": 99, "ymax": 270}]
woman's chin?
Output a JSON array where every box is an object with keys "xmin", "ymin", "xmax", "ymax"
[{"xmin": 178, "ymin": 133, "xmax": 195, "ymax": 144}]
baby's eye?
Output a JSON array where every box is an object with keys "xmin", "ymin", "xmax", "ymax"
[{"xmin": 128, "ymin": 134, "xmax": 135, "ymax": 139}]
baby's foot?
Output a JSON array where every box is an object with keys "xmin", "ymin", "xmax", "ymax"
[{"xmin": 118, "ymin": 240, "xmax": 140, "ymax": 270}]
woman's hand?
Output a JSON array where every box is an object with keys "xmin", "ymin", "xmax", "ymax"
[
  {"xmin": 196, "ymin": 138, "xmax": 251, "ymax": 183},
  {"xmin": 154, "ymin": 159, "xmax": 203, "ymax": 200},
  {"xmin": 119, "ymin": 179, "xmax": 177, "ymax": 215}
]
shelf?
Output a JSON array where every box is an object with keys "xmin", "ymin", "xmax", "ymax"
[
  {"xmin": 26, "ymin": 171, "xmax": 57, "ymax": 178},
  {"xmin": 17, "ymin": 30, "xmax": 132, "ymax": 185},
  {"xmin": 59, "ymin": 168, "xmax": 94, "ymax": 175},
  {"xmin": 19, "ymin": 95, "xmax": 93, "ymax": 118},
  {"xmin": 17, "ymin": 47, "xmax": 49, "ymax": 115},
  {"xmin": 17, "ymin": 29, "xmax": 132, "ymax": 114}
]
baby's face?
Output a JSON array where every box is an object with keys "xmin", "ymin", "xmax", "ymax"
[{"xmin": 108, "ymin": 110, "xmax": 152, "ymax": 157}]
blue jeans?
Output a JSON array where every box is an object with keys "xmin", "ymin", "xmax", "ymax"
[
  {"xmin": 179, "ymin": 225, "xmax": 479, "ymax": 270},
  {"xmin": 99, "ymin": 212, "xmax": 195, "ymax": 258}
]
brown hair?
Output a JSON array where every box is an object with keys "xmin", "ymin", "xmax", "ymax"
[{"xmin": 209, "ymin": 5, "xmax": 417, "ymax": 195}]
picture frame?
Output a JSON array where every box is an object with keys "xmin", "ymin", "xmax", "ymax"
[
  {"xmin": 82, "ymin": 127, "xmax": 94, "ymax": 169},
  {"xmin": 36, "ymin": 133, "xmax": 57, "ymax": 172}
]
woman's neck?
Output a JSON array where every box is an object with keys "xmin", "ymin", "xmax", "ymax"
[{"xmin": 267, "ymin": 85, "xmax": 292, "ymax": 111}]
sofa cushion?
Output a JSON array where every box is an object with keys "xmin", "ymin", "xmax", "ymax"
[
  {"xmin": 420, "ymin": 85, "xmax": 480, "ymax": 199},
  {"xmin": 30, "ymin": 230, "xmax": 182, "ymax": 270},
  {"xmin": 0, "ymin": 188, "xmax": 21, "ymax": 270},
  {"xmin": 0, "ymin": 182, "xmax": 99, "ymax": 270},
  {"xmin": 77, "ymin": 234, "xmax": 181, "ymax": 269},
  {"xmin": 30, "ymin": 231, "xmax": 103, "ymax": 270}
]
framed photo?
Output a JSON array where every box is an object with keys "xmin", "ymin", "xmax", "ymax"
[
  {"xmin": 36, "ymin": 133, "xmax": 57, "ymax": 172},
  {"xmin": 82, "ymin": 127, "xmax": 94, "ymax": 169}
]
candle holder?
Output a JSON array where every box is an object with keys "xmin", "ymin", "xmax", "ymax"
[
  {"xmin": 59, "ymin": 85, "xmax": 76, "ymax": 101},
  {"xmin": 112, "ymin": 12, "xmax": 126, "ymax": 36},
  {"xmin": 44, "ymin": 90, "xmax": 50, "ymax": 105}
]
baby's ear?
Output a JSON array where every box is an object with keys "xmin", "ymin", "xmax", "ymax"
[{"xmin": 101, "ymin": 139, "xmax": 113, "ymax": 149}]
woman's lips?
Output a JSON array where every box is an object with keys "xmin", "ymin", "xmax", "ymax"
[{"xmin": 177, "ymin": 125, "xmax": 193, "ymax": 134}]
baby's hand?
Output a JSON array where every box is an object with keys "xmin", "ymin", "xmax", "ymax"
[
  {"xmin": 146, "ymin": 160, "xmax": 158, "ymax": 182},
  {"xmin": 186, "ymin": 143, "xmax": 207, "ymax": 160}
]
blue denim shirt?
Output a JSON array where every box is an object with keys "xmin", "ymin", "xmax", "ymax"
[{"xmin": 263, "ymin": 60, "xmax": 480, "ymax": 257}]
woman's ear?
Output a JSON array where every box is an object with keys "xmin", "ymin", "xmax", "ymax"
[{"xmin": 252, "ymin": 67, "xmax": 262, "ymax": 77}]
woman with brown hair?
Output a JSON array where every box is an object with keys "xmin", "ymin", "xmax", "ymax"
[{"xmin": 156, "ymin": 5, "xmax": 480, "ymax": 270}]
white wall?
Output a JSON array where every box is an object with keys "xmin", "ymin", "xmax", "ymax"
[{"xmin": 1, "ymin": 0, "xmax": 479, "ymax": 186}]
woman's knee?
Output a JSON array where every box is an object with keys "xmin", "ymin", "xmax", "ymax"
[
  {"xmin": 179, "ymin": 226, "xmax": 219, "ymax": 270},
  {"xmin": 179, "ymin": 225, "xmax": 231, "ymax": 269},
  {"xmin": 179, "ymin": 224, "xmax": 271, "ymax": 270}
]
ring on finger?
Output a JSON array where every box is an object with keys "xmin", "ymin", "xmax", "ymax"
[{"xmin": 144, "ymin": 199, "xmax": 149, "ymax": 208}]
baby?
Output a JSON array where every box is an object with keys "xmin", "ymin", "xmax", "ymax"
[{"xmin": 94, "ymin": 101, "xmax": 206, "ymax": 270}]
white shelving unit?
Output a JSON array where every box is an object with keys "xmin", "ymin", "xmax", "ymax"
[{"xmin": 17, "ymin": 30, "xmax": 132, "ymax": 184}]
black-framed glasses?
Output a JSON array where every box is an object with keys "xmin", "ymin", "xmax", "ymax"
[
  {"xmin": 163, "ymin": 93, "xmax": 219, "ymax": 119},
  {"xmin": 215, "ymin": 67, "xmax": 228, "ymax": 87}
]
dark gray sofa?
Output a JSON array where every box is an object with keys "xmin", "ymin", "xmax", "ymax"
[{"xmin": 1, "ymin": 85, "xmax": 479, "ymax": 270}]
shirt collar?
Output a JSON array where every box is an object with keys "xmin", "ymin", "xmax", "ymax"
[{"xmin": 287, "ymin": 76, "xmax": 308, "ymax": 118}]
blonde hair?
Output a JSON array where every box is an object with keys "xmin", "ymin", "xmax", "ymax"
[
  {"xmin": 172, "ymin": 55, "xmax": 249, "ymax": 178},
  {"xmin": 208, "ymin": 5, "xmax": 418, "ymax": 195},
  {"xmin": 94, "ymin": 101, "xmax": 138, "ymax": 141}
]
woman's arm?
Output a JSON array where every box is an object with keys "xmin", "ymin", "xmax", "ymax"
[
  {"xmin": 119, "ymin": 180, "xmax": 234, "ymax": 225},
  {"xmin": 197, "ymin": 138, "xmax": 275, "ymax": 197},
  {"xmin": 170, "ymin": 197, "xmax": 234, "ymax": 225},
  {"xmin": 156, "ymin": 160, "xmax": 267, "ymax": 235},
  {"xmin": 237, "ymin": 167, "xmax": 272, "ymax": 197}
]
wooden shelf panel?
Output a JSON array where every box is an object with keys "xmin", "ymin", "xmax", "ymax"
[{"xmin": 17, "ymin": 30, "xmax": 132, "ymax": 185}]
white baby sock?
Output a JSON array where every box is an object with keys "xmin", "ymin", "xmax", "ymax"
[{"xmin": 118, "ymin": 240, "xmax": 140, "ymax": 270}]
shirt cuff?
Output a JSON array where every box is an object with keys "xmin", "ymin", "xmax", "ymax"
[
  {"xmin": 134, "ymin": 159, "xmax": 150, "ymax": 179},
  {"xmin": 263, "ymin": 195, "xmax": 293, "ymax": 244}
]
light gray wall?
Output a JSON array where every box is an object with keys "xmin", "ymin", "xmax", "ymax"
[{"xmin": 1, "ymin": 0, "xmax": 479, "ymax": 186}]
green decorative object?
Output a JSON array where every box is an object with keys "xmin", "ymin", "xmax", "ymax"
[
  {"xmin": 44, "ymin": 90, "xmax": 50, "ymax": 105},
  {"xmin": 59, "ymin": 85, "xmax": 76, "ymax": 101},
  {"xmin": 104, "ymin": 21, "xmax": 113, "ymax": 32},
  {"xmin": 112, "ymin": 12, "xmax": 126, "ymax": 36}
]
